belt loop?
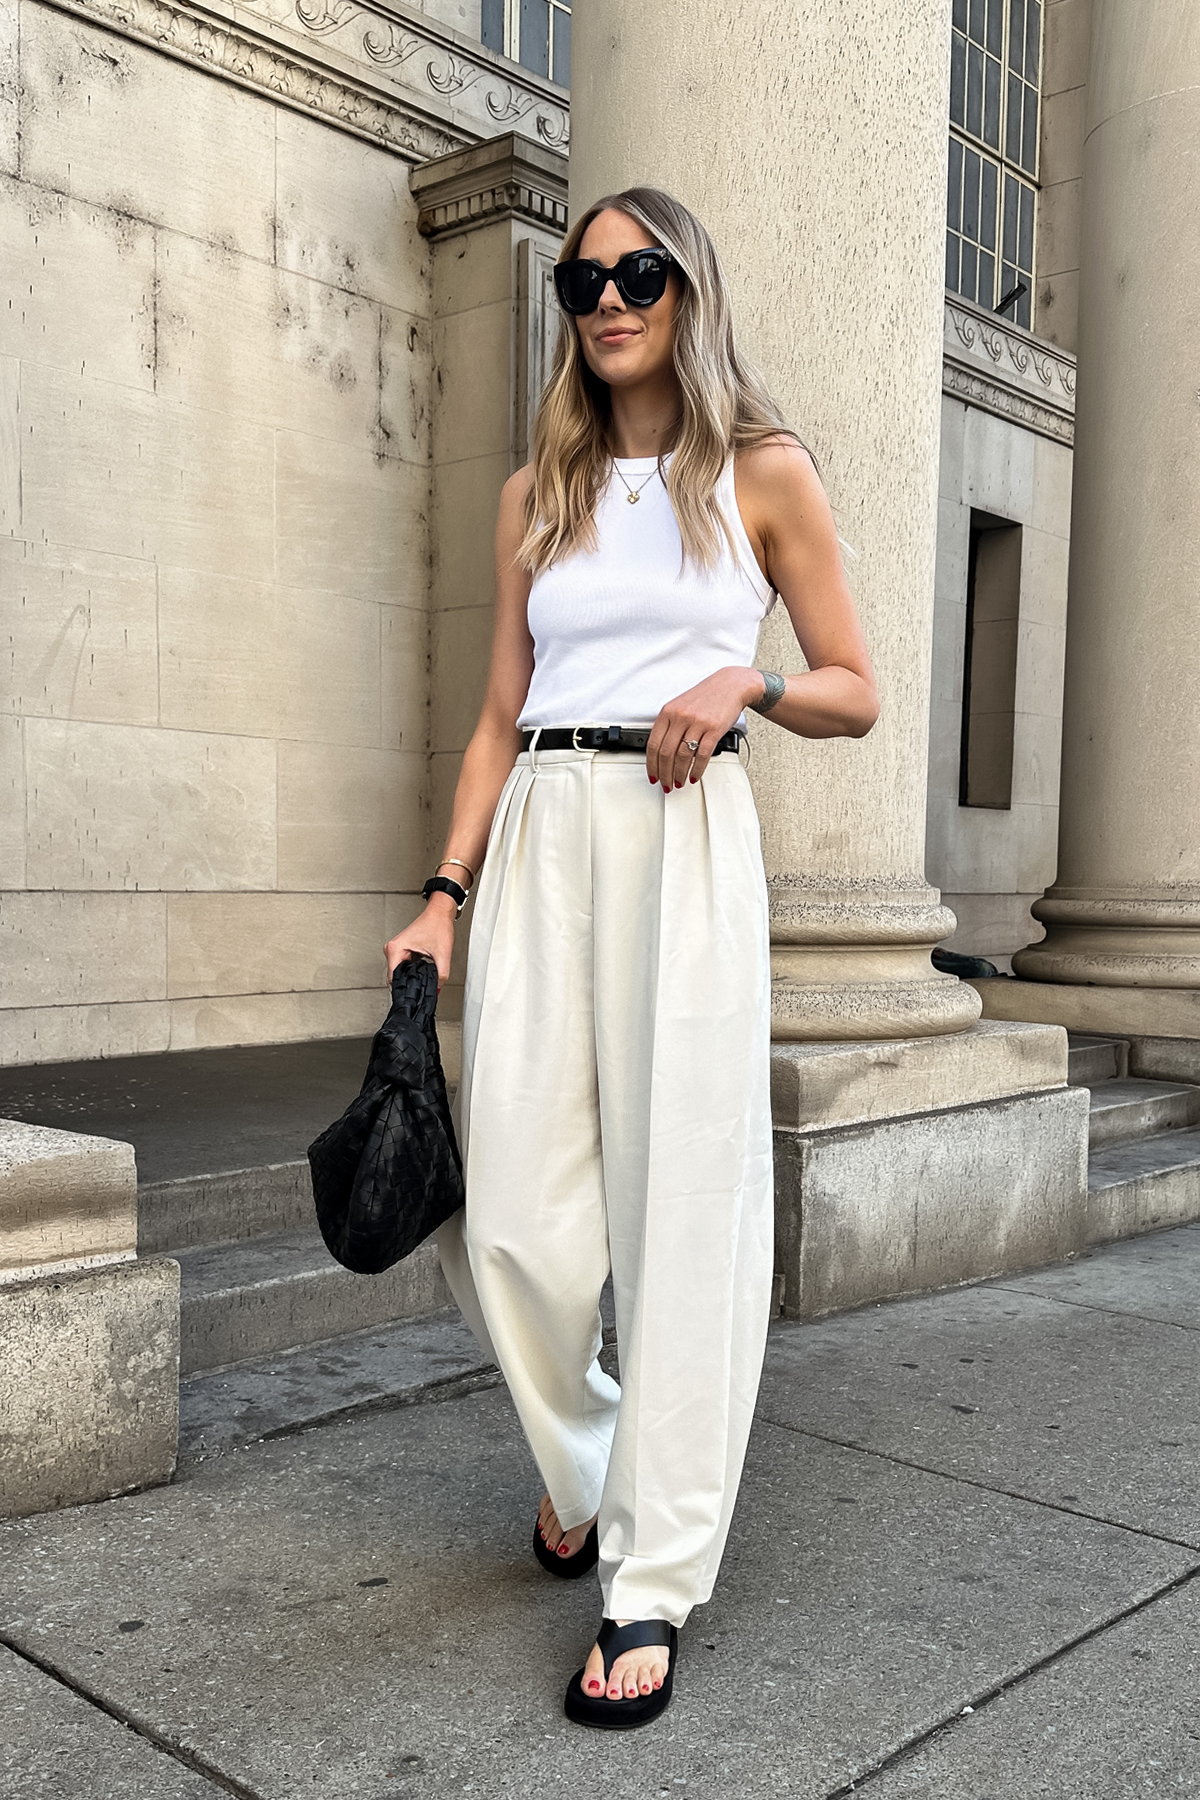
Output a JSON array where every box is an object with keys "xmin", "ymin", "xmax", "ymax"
[{"xmin": 528, "ymin": 725, "xmax": 543, "ymax": 774}]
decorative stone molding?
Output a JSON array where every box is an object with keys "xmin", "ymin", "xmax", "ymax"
[
  {"xmin": 942, "ymin": 295, "xmax": 1076, "ymax": 445},
  {"xmin": 38, "ymin": 0, "xmax": 568, "ymax": 163},
  {"xmin": 410, "ymin": 131, "xmax": 568, "ymax": 238}
]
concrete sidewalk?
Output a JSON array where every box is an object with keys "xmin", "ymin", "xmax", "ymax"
[{"xmin": 4, "ymin": 1225, "xmax": 1199, "ymax": 1800}]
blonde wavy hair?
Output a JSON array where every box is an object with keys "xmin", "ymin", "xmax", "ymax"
[{"xmin": 519, "ymin": 186, "xmax": 801, "ymax": 575}]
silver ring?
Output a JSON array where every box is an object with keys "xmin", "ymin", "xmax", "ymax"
[{"xmin": 686, "ymin": 739, "xmax": 700, "ymax": 753}]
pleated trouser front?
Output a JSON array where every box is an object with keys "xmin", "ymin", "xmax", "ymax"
[{"xmin": 436, "ymin": 745, "xmax": 774, "ymax": 1629}]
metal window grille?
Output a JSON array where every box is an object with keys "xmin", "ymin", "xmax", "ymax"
[
  {"xmin": 946, "ymin": 0, "xmax": 1041, "ymax": 329},
  {"xmin": 481, "ymin": 0, "xmax": 570, "ymax": 86}
]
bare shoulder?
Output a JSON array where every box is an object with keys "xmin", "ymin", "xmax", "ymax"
[
  {"xmin": 735, "ymin": 435, "xmax": 822, "ymax": 506},
  {"xmin": 496, "ymin": 462, "xmax": 535, "ymax": 552}
]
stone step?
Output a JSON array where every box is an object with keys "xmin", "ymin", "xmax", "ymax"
[
  {"xmin": 1086, "ymin": 1124, "xmax": 1200, "ymax": 1246},
  {"xmin": 1086, "ymin": 1077, "xmax": 1200, "ymax": 1149},
  {"xmin": 1067, "ymin": 1032, "xmax": 1128, "ymax": 1086},
  {"xmin": 139, "ymin": 1159, "xmax": 313, "ymax": 1255},
  {"xmin": 176, "ymin": 1227, "xmax": 452, "ymax": 1377},
  {"xmin": 178, "ymin": 1308, "xmax": 498, "ymax": 1461}
]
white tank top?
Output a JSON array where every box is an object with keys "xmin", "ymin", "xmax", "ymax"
[{"xmin": 517, "ymin": 456, "xmax": 775, "ymax": 730}]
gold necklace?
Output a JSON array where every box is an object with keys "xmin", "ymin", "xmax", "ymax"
[{"xmin": 612, "ymin": 461, "xmax": 660, "ymax": 505}]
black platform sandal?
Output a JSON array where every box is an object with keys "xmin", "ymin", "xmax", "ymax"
[
  {"xmin": 532, "ymin": 1517, "xmax": 599, "ymax": 1580},
  {"xmin": 563, "ymin": 1618, "xmax": 678, "ymax": 1730}
]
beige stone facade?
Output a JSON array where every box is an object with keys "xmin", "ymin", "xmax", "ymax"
[{"xmin": 0, "ymin": 0, "xmax": 1191, "ymax": 1070}]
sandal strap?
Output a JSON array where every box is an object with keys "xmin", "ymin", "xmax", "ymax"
[{"xmin": 596, "ymin": 1618, "xmax": 674, "ymax": 1679}]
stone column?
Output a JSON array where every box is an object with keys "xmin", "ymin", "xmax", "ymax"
[
  {"xmin": 570, "ymin": 0, "xmax": 978, "ymax": 1040},
  {"xmin": 1006, "ymin": 7, "xmax": 1200, "ymax": 1041}
]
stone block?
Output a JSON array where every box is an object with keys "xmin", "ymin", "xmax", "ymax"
[
  {"xmin": 1043, "ymin": 0, "xmax": 1090, "ymax": 97},
  {"xmin": 166, "ymin": 892, "xmax": 388, "ymax": 999},
  {"xmin": 432, "ymin": 217, "xmax": 516, "ymax": 314},
  {"xmin": 1014, "ymin": 615, "xmax": 1067, "ymax": 727},
  {"xmin": 430, "ymin": 748, "xmax": 464, "ymax": 871},
  {"xmin": 274, "ymin": 428, "xmax": 427, "ymax": 607},
  {"xmin": 0, "ymin": 1118, "xmax": 135, "ymax": 1278},
  {"xmin": 274, "ymin": 110, "xmax": 430, "ymax": 315},
  {"xmin": 1035, "ymin": 265, "xmax": 1079, "ymax": 352},
  {"xmin": 19, "ymin": 9, "xmax": 276, "ymax": 259},
  {"xmin": 382, "ymin": 604, "xmax": 429, "ymax": 752},
  {"xmin": 975, "ymin": 979, "xmax": 1200, "ymax": 1042},
  {"xmin": 432, "ymin": 603, "xmax": 495, "ymax": 753},
  {"xmin": 0, "ymin": 176, "xmax": 155, "ymax": 387},
  {"xmin": 381, "ymin": 303, "xmax": 433, "ymax": 466},
  {"xmin": 770, "ymin": 1019, "xmax": 1067, "ymax": 1132},
  {"xmin": 1, "ymin": 537, "xmax": 159, "ymax": 726},
  {"xmin": 1030, "ymin": 436, "xmax": 1075, "ymax": 541},
  {"xmin": 962, "ymin": 405, "xmax": 1036, "ymax": 520},
  {"xmin": 938, "ymin": 892, "xmax": 1042, "ymax": 960},
  {"xmin": 167, "ymin": 987, "xmax": 387, "ymax": 1053},
  {"xmin": 1036, "ymin": 175, "xmax": 1083, "ymax": 280},
  {"xmin": 1039, "ymin": 84, "xmax": 1088, "ymax": 188},
  {"xmin": 0, "ymin": 352, "xmax": 16, "ymax": 532},
  {"xmin": 433, "ymin": 301, "xmax": 516, "ymax": 463},
  {"xmin": 20, "ymin": 363, "xmax": 275, "ymax": 581},
  {"xmin": 0, "ymin": 1000, "xmax": 170, "ymax": 1067},
  {"xmin": 0, "ymin": 891, "xmax": 167, "ymax": 1008},
  {"xmin": 156, "ymin": 231, "xmax": 412, "ymax": 450},
  {"xmin": 0, "ymin": 0, "xmax": 15, "ymax": 176},
  {"xmin": 276, "ymin": 741, "xmax": 424, "ymax": 892},
  {"xmin": 0, "ymin": 1257, "xmax": 178, "ymax": 1518},
  {"xmin": 25, "ymin": 717, "xmax": 276, "ymax": 891},
  {"xmin": 773, "ymin": 1085, "xmax": 1090, "ymax": 1319},
  {"xmin": 431, "ymin": 450, "xmax": 508, "ymax": 611},
  {"xmin": 0, "ymin": 712, "xmax": 23, "ymax": 886},
  {"xmin": 1128, "ymin": 1036, "xmax": 1200, "ymax": 1084},
  {"xmin": 158, "ymin": 567, "xmax": 383, "ymax": 745}
]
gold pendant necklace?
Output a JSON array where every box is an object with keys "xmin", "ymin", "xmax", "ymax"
[{"xmin": 612, "ymin": 462, "xmax": 659, "ymax": 505}]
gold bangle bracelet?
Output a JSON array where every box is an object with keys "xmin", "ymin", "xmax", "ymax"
[{"xmin": 437, "ymin": 857, "xmax": 476, "ymax": 886}]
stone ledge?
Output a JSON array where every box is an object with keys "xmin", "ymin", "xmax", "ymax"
[
  {"xmin": 773, "ymin": 1085, "xmax": 1090, "ymax": 1320},
  {"xmin": 410, "ymin": 131, "xmax": 568, "ymax": 239},
  {"xmin": 0, "ymin": 1118, "xmax": 137, "ymax": 1281},
  {"xmin": 0, "ymin": 1257, "xmax": 179, "ymax": 1518},
  {"xmin": 972, "ymin": 978, "xmax": 1200, "ymax": 1043},
  {"xmin": 770, "ymin": 1018, "xmax": 1067, "ymax": 1132}
]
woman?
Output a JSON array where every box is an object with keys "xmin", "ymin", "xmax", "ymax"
[{"xmin": 385, "ymin": 187, "xmax": 877, "ymax": 1728}]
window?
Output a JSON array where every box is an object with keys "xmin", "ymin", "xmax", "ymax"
[
  {"xmin": 946, "ymin": 0, "xmax": 1041, "ymax": 329},
  {"xmin": 960, "ymin": 512, "xmax": 1022, "ymax": 809},
  {"xmin": 481, "ymin": 0, "xmax": 570, "ymax": 86}
]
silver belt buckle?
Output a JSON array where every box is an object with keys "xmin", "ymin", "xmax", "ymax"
[{"xmin": 572, "ymin": 725, "xmax": 587, "ymax": 752}]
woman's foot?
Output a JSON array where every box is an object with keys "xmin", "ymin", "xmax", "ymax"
[
  {"xmin": 536, "ymin": 1493, "xmax": 598, "ymax": 1563},
  {"xmin": 580, "ymin": 1623, "xmax": 670, "ymax": 1700}
]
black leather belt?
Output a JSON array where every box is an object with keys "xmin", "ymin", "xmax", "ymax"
[{"xmin": 521, "ymin": 725, "xmax": 742, "ymax": 755}]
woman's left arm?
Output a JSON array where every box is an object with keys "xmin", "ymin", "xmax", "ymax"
[
  {"xmin": 645, "ymin": 438, "xmax": 878, "ymax": 789},
  {"xmin": 734, "ymin": 436, "xmax": 879, "ymax": 741}
]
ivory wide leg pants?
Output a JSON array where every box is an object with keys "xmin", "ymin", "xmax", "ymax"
[{"xmin": 436, "ymin": 745, "xmax": 774, "ymax": 1628}]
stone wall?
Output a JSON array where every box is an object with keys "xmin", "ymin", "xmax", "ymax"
[
  {"xmin": 927, "ymin": 297, "xmax": 1076, "ymax": 968},
  {"xmin": 1035, "ymin": 0, "xmax": 1091, "ymax": 349},
  {"xmin": 0, "ymin": 0, "xmax": 565, "ymax": 1063}
]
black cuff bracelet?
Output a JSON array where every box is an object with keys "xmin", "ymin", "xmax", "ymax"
[{"xmin": 422, "ymin": 874, "xmax": 468, "ymax": 915}]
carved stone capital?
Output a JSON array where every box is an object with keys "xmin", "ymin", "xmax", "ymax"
[
  {"xmin": 410, "ymin": 131, "xmax": 569, "ymax": 239},
  {"xmin": 942, "ymin": 294, "xmax": 1076, "ymax": 445}
]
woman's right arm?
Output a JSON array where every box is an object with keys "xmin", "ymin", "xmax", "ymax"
[{"xmin": 384, "ymin": 466, "xmax": 537, "ymax": 983}]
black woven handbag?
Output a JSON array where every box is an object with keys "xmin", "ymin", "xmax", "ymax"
[{"xmin": 308, "ymin": 955, "xmax": 464, "ymax": 1275}]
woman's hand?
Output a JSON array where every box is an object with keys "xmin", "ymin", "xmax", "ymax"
[
  {"xmin": 384, "ymin": 892, "xmax": 458, "ymax": 986},
  {"xmin": 646, "ymin": 667, "xmax": 761, "ymax": 789}
]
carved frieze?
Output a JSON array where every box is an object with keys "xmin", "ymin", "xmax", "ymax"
[
  {"xmin": 37, "ymin": 0, "xmax": 568, "ymax": 163},
  {"xmin": 943, "ymin": 295, "xmax": 1076, "ymax": 445}
]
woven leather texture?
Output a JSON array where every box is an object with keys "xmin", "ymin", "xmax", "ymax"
[{"xmin": 307, "ymin": 955, "xmax": 465, "ymax": 1275}]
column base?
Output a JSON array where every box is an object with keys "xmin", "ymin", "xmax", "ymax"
[
  {"xmin": 770, "ymin": 948, "xmax": 983, "ymax": 1040},
  {"xmin": 0, "ymin": 1258, "xmax": 180, "ymax": 1519},
  {"xmin": 771, "ymin": 1021, "xmax": 1087, "ymax": 1318},
  {"xmin": 972, "ymin": 976, "xmax": 1200, "ymax": 1041}
]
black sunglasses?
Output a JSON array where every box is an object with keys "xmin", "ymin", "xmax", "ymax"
[{"xmin": 553, "ymin": 248, "xmax": 677, "ymax": 316}]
